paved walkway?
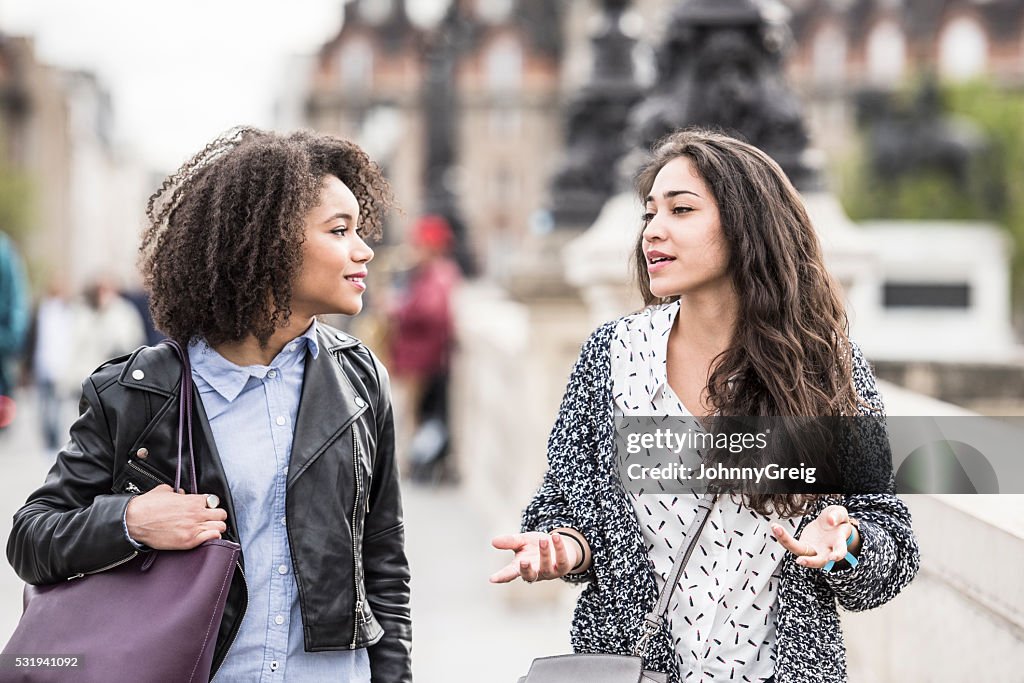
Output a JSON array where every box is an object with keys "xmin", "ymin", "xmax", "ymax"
[{"xmin": 0, "ymin": 393, "xmax": 572, "ymax": 681}]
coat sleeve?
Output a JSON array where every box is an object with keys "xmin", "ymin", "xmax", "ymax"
[
  {"xmin": 6, "ymin": 373, "xmax": 139, "ymax": 585},
  {"xmin": 521, "ymin": 324, "xmax": 615, "ymax": 586},
  {"xmin": 362, "ymin": 353, "xmax": 412, "ymax": 683},
  {"xmin": 824, "ymin": 342, "xmax": 921, "ymax": 611}
]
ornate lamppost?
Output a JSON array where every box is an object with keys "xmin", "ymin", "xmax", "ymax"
[
  {"xmin": 421, "ymin": 0, "xmax": 477, "ymax": 274},
  {"xmin": 548, "ymin": 0, "xmax": 645, "ymax": 230}
]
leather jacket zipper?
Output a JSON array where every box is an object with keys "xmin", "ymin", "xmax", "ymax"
[
  {"xmin": 209, "ymin": 560, "xmax": 248, "ymax": 682},
  {"xmin": 126, "ymin": 459, "xmax": 166, "ymax": 485},
  {"xmin": 351, "ymin": 426, "xmax": 365, "ymax": 648},
  {"xmin": 120, "ymin": 460, "xmax": 171, "ymax": 496},
  {"xmin": 66, "ymin": 550, "xmax": 140, "ymax": 580}
]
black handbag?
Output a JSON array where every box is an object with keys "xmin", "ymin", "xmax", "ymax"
[{"xmin": 517, "ymin": 495, "xmax": 718, "ymax": 683}]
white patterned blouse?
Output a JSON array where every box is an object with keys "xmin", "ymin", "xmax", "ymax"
[{"xmin": 611, "ymin": 301, "xmax": 800, "ymax": 682}]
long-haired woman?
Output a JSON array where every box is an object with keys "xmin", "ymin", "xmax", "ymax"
[{"xmin": 491, "ymin": 128, "xmax": 919, "ymax": 683}]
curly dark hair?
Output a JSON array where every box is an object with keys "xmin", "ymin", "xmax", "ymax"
[{"xmin": 139, "ymin": 126, "xmax": 393, "ymax": 346}]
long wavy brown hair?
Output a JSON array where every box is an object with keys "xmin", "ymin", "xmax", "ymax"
[
  {"xmin": 139, "ymin": 126, "xmax": 392, "ymax": 347},
  {"xmin": 633, "ymin": 129, "xmax": 860, "ymax": 517}
]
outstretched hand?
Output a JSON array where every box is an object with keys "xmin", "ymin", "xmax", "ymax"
[
  {"xmin": 489, "ymin": 531, "xmax": 579, "ymax": 584},
  {"xmin": 770, "ymin": 505, "xmax": 860, "ymax": 569}
]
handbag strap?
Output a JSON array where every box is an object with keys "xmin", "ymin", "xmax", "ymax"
[
  {"xmin": 161, "ymin": 339, "xmax": 198, "ymax": 496},
  {"xmin": 633, "ymin": 493, "xmax": 718, "ymax": 659}
]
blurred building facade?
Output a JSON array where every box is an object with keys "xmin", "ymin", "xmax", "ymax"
[
  {"xmin": 0, "ymin": 33, "xmax": 147, "ymax": 292},
  {"xmin": 787, "ymin": 0, "xmax": 1024, "ymax": 89},
  {"xmin": 302, "ymin": 0, "xmax": 565, "ymax": 278},
  {"xmin": 784, "ymin": 0, "xmax": 1024, "ymax": 158}
]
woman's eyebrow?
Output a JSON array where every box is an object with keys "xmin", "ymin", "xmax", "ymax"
[
  {"xmin": 323, "ymin": 212, "xmax": 355, "ymax": 224},
  {"xmin": 645, "ymin": 189, "xmax": 701, "ymax": 203}
]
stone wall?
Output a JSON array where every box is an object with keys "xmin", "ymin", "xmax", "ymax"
[
  {"xmin": 874, "ymin": 359, "xmax": 1024, "ymax": 416},
  {"xmin": 842, "ymin": 494, "xmax": 1024, "ymax": 682}
]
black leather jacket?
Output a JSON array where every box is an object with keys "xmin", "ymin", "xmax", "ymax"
[{"xmin": 6, "ymin": 325, "xmax": 412, "ymax": 682}]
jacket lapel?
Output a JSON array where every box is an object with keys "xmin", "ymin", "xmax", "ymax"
[
  {"xmin": 288, "ymin": 327, "xmax": 367, "ymax": 487},
  {"xmin": 192, "ymin": 392, "xmax": 244, "ymax": 546}
]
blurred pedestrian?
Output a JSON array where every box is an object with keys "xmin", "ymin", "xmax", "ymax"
[
  {"xmin": 122, "ymin": 284, "xmax": 166, "ymax": 346},
  {"xmin": 27, "ymin": 276, "xmax": 73, "ymax": 449},
  {"xmin": 0, "ymin": 230, "xmax": 29, "ymax": 429},
  {"xmin": 388, "ymin": 214, "xmax": 461, "ymax": 484},
  {"xmin": 60, "ymin": 276, "xmax": 146, "ymax": 396},
  {"xmin": 7, "ymin": 127, "xmax": 410, "ymax": 682}
]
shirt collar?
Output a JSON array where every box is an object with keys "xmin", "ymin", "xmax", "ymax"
[
  {"xmin": 643, "ymin": 300, "xmax": 680, "ymax": 402},
  {"xmin": 189, "ymin": 320, "xmax": 321, "ymax": 403}
]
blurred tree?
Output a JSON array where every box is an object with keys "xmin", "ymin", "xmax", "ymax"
[
  {"xmin": 841, "ymin": 78, "xmax": 1024, "ymax": 325},
  {"xmin": 0, "ymin": 160, "xmax": 34, "ymax": 246}
]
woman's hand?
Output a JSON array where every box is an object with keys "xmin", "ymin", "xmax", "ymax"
[
  {"xmin": 489, "ymin": 531, "xmax": 580, "ymax": 584},
  {"xmin": 771, "ymin": 504, "xmax": 861, "ymax": 569},
  {"xmin": 125, "ymin": 484, "xmax": 229, "ymax": 550}
]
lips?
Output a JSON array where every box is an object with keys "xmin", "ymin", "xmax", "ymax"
[
  {"xmin": 646, "ymin": 250, "xmax": 675, "ymax": 273},
  {"xmin": 344, "ymin": 272, "xmax": 367, "ymax": 291}
]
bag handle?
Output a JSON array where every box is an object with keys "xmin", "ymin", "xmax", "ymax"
[
  {"xmin": 161, "ymin": 340, "xmax": 198, "ymax": 496},
  {"xmin": 633, "ymin": 493, "xmax": 718, "ymax": 659}
]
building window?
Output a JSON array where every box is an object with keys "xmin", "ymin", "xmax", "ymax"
[
  {"xmin": 491, "ymin": 165, "xmax": 520, "ymax": 202},
  {"xmin": 360, "ymin": 0, "xmax": 394, "ymax": 25},
  {"xmin": 485, "ymin": 36, "xmax": 523, "ymax": 93},
  {"xmin": 477, "ymin": 0, "xmax": 514, "ymax": 24},
  {"xmin": 811, "ymin": 23, "xmax": 847, "ymax": 84},
  {"xmin": 865, "ymin": 20, "xmax": 906, "ymax": 86},
  {"xmin": 938, "ymin": 17, "xmax": 988, "ymax": 82},
  {"xmin": 882, "ymin": 282, "xmax": 971, "ymax": 309},
  {"xmin": 489, "ymin": 106, "xmax": 521, "ymax": 136},
  {"xmin": 340, "ymin": 39, "xmax": 374, "ymax": 91}
]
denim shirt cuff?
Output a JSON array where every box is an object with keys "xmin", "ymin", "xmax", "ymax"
[{"xmin": 122, "ymin": 495, "xmax": 151, "ymax": 551}]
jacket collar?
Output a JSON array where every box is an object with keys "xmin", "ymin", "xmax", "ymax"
[
  {"xmin": 288, "ymin": 325, "xmax": 367, "ymax": 487},
  {"xmin": 117, "ymin": 324, "xmax": 362, "ymax": 398},
  {"xmin": 117, "ymin": 326, "xmax": 368, "ymax": 490},
  {"xmin": 187, "ymin": 322, "xmax": 321, "ymax": 403}
]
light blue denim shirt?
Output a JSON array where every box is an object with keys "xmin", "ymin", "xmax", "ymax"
[{"xmin": 189, "ymin": 321, "xmax": 371, "ymax": 682}]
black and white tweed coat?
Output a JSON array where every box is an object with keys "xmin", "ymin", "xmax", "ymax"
[{"xmin": 521, "ymin": 318, "xmax": 920, "ymax": 683}]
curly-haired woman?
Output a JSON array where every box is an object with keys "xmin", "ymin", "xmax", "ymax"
[
  {"xmin": 492, "ymin": 129, "xmax": 919, "ymax": 683},
  {"xmin": 7, "ymin": 127, "xmax": 411, "ymax": 682}
]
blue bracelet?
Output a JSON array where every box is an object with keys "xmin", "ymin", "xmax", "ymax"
[{"xmin": 822, "ymin": 529, "xmax": 859, "ymax": 573}]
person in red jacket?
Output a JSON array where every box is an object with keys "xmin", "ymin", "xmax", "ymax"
[{"xmin": 388, "ymin": 215, "xmax": 460, "ymax": 483}]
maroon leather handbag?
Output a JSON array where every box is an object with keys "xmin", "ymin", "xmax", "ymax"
[{"xmin": 1, "ymin": 340, "xmax": 241, "ymax": 683}]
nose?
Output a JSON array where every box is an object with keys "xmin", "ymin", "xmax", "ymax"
[
  {"xmin": 642, "ymin": 213, "xmax": 666, "ymax": 243},
  {"xmin": 354, "ymin": 235, "xmax": 374, "ymax": 264}
]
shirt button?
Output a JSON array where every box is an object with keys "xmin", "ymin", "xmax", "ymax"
[
  {"xmin": 267, "ymin": 370, "xmax": 277, "ymax": 379},
  {"xmin": 280, "ymin": 516, "xmax": 287, "ymax": 526},
  {"xmin": 274, "ymin": 615, "xmax": 284, "ymax": 625},
  {"xmin": 276, "ymin": 416, "xmax": 286, "ymax": 426},
  {"xmin": 278, "ymin": 564, "xmax": 288, "ymax": 575},
  {"xmin": 270, "ymin": 660, "xmax": 279, "ymax": 671}
]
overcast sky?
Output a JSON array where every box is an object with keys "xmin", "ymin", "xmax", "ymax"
[{"xmin": 0, "ymin": 0, "xmax": 445, "ymax": 171}]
